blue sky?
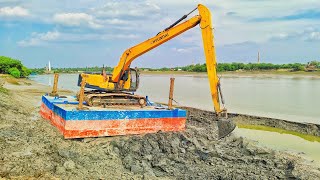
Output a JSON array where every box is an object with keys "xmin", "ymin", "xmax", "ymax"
[{"xmin": 0, "ymin": 0, "xmax": 319, "ymax": 68}]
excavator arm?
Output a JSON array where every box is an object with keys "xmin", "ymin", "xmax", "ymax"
[{"xmin": 110, "ymin": 4, "xmax": 226, "ymax": 115}]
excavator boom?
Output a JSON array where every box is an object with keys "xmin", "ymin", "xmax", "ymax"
[
  {"xmin": 108, "ymin": 4, "xmax": 225, "ymax": 114},
  {"xmin": 111, "ymin": 15, "xmax": 200, "ymax": 82}
]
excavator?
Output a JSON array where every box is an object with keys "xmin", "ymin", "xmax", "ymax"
[{"xmin": 77, "ymin": 4, "xmax": 235, "ymax": 138}]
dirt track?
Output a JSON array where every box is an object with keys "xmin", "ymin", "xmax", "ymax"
[{"xmin": 1, "ymin": 77, "xmax": 320, "ymax": 179}]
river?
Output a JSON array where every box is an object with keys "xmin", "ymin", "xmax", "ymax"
[{"xmin": 30, "ymin": 73, "xmax": 320, "ymax": 164}]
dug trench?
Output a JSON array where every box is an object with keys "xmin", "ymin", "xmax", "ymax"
[{"xmin": 0, "ymin": 77, "xmax": 320, "ymax": 179}]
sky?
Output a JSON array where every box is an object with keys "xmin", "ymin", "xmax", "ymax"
[{"xmin": 0, "ymin": 0, "xmax": 319, "ymax": 68}]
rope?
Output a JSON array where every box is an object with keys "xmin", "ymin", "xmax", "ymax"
[{"xmin": 172, "ymin": 98, "xmax": 180, "ymax": 106}]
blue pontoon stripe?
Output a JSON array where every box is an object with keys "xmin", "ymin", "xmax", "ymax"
[{"xmin": 42, "ymin": 95, "xmax": 187, "ymax": 120}]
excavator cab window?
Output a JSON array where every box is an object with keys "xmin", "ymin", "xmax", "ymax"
[
  {"xmin": 121, "ymin": 70, "xmax": 129, "ymax": 81},
  {"xmin": 129, "ymin": 68, "xmax": 139, "ymax": 91}
]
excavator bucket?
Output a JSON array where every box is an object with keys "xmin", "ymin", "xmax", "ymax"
[{"xmin": 217, "ymin": 118, "xmax": 236, "ymax": 139}]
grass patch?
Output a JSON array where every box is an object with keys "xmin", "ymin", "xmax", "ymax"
[
  {"xmin": 5, "ymin": 77, "xmax": 20, "ymax": 85},
  {"xmin": 0, "ymin": 86, "xmax": 9, "ymax": 94},
  {"xmin": 23, "ymin": 81, "xmax": 32, "ymax": 86},
  {"xmin": 237, "ymin": 124, "xmax": 320, "ymax": 143}
]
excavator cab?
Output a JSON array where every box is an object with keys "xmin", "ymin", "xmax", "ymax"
[
  {"xmin": 120, "ymin": 68, "xmax": 140, "ymax": 92},
  {"xmin": 77, "ymin": 67, "xmax": 139, "ymax": 92},
  {"xmin": 128, "ymin": 68, "xmax": 139, "ymax": 91}
]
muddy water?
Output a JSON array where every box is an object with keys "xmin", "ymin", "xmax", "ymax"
[
  {"xmin": 30, "ymin": 73, "xmax": 320, "ymax": 164},
  {"xmin": 234, "ymin": 127, "xmax": 320, "ymax": 164},
  {"xmin": 30, "ymin": 73, "xmax": 319, "ymax": 124},
  {"xmin": 138, "ymin": 75, "xmax": 320, "ymax": 124}
]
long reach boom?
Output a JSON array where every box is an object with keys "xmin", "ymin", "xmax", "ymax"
[{"xmin": 80, "ymin": 4, "xmax": 227, "ymax": 116}]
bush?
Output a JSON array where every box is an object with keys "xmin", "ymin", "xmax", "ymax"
[
  {"xmin": 291, "ymin": 64, "xmax": 305, "ymax": 71},
  {"xmin": 21, "ymin": 66, "xmax": 31, "ymax": 77},
  {"xmin": 0, "ymin": 56, "xmax": 30, "ymax": 78},
  {"xmin": 8, "ymin": 67, "xmax": 21, "ymax": 78}
]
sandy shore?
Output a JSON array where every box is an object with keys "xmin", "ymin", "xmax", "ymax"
[{"xmin": 1, "ymin": 76, "xmax": 320, "ymax": 179}]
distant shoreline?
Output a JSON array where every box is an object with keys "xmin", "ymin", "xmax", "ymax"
[
  {"xmin": 140, "ymin": 70, "xmax": 320, "ymax": 78},
  {"xmin": 32, "ymin": 70, "xmax": 320, "ymax": 78}
]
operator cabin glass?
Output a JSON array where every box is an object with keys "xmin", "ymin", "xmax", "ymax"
[{"xmin": 130, "ymin": 70, "xmax": 137, "ymax": 90}]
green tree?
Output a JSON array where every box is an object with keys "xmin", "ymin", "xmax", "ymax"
[
  {"xmin": 0, "ymin": 56, "xmax": 30, "ymax": 77},
  {"xmin": 8, "ymin": 67, "xmax": 21, "ymax": 78},
  {"xmin": 21, "ymin": 66, "xmax": 31, "ymax": 77}
]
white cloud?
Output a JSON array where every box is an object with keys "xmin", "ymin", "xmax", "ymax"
[
  {"xmin": 0, "ymin": 6, "xmax": 29, "ymax": 17},
  {"xmin": 18, "ymin": 31, "xmax": 60, "ymax": 46},
  {"xmin": 171, "ymin": 47, "xmax": 198, "ymax": 53},
  {"xmin": 104, "ymin": 18, "xmax": 131, "ymax": 25},
  {"xmin": 94, "ymin": 1, "xmax": 161, "ymax": 18},
  {"xmin": 53, "ymin": 13, "xmax": 102, "ymax": 29},
  {"xmin": 308, "ymin": 31, "xmax": 320, "ymax": 41},
  {"xmin": 59, "ymin": 33, "xmax": 139, "ymax": 41},
  {"xmin": 268, "ymin": 27, "xmax": 320, "ymax": 42},
  {"xmin": 102, "ymin": 34, "xmax": 139, "ymax": 40},
  {"xmin": 18, "ymin": 31, "xmax": 139, "ymax": 47},
  {"xmin": 272, "ymin": 33, "xmax": 290, "ymax": 40}
]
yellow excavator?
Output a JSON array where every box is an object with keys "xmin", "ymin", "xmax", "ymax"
[{"xmin": 78, "ymin": 4, "xmax": 235, "ymax": 138}]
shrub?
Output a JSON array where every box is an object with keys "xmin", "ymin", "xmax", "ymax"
[
  {"xmin": 0, "ymin": 56, "xmax": 31, "ymax": 78},
  {"xmin": 0, "ymin": 86, "xmax": 8, "ymax": 94},
  {"xmin": 8, "ymin": 67, "xmax": 21, "ymax": 78},
  {"xmin": 21, "ymin": 66, "xmax": 31, "ymax": 77},
  {"xmin": 291, "ymin": 64, "xmax": 305, "ymax": 71}
]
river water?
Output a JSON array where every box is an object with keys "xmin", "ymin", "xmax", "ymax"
[{"xmin": 30, "ymin": 73, "xmax": 320, "ymax": 164}]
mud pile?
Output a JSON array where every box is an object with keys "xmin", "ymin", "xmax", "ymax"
[
  {"xmin": 113, "ymin": 107, "xmax": 318, "ymax": 179},
  {"xmin": 1, "ymin": 78, "xmax": 320, "ymax": 179}
]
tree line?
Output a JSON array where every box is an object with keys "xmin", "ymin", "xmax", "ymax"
[
  {"xmin": 0, "ymin": 56, "xmax": 31, "ymax": 78},
  {"xmin": 2, "ymin": 54, "xmax": 317, "ymax": 77},
  {"xmin": 30, "ymin": 61, "xmax": 320, "ymax": 74},
  {"xmin": 153, "ymin": 61, "xmax": 320, "ymax": 72}
]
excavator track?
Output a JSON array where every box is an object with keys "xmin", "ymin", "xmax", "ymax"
[{"xmin": 82, "ymin": 91, "xmax": 147, "ymax": 107}]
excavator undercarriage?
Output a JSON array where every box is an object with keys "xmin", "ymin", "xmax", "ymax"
[{"xmin": 80, "ymin": 90, "xmax": 147, "ymax": 107}]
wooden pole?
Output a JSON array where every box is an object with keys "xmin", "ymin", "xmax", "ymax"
[
  {"xmin": 50, "ymin": 73, "xmax": 59, "ymax": 96},
  {"xmin": 77, "ymin": 74, "xmax": 87, "ymax": 110},
  {"xmin": 168, "ymin": 77, "xmax": 175, "ymax": 110}
]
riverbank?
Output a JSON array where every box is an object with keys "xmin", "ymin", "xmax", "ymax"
[
  {"xmin": 32, "ymin": 69, "xmax": 320, "ymax": 79},
  {"xmin": 1, "ymin": 76, "xmax": 320, "ymax": 179},
  {"xmin": 141, "ymin": 70, "xmax": 320, "ymax": 78}
]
